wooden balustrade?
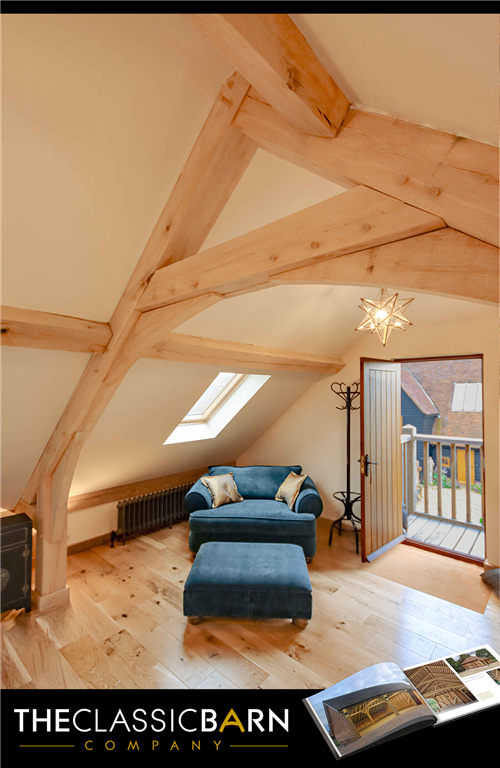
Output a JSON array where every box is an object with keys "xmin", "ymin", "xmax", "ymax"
[{"xmin": 401, "ymin": 428, "xmax": 483, "ymax": 531}]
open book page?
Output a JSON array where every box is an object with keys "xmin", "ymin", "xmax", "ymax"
[
  {"xmin": 403, "ymin": 644, "xmax": 500, "ymax": 725},
  {"xmin": 303, "ymin": 662, "xmax": 437, "ymax": 758}
]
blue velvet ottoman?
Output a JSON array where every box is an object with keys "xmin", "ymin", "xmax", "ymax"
[{"xmin": 183, "ymin": 541, "xmax": 312, "ymax": 627}]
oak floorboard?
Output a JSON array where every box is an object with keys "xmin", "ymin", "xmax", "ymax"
[
  {"xmin": 1, "ymin": 633, "xmax": 32, "ymax": 689},
  {"xmin": 137, "ymin": 625, "xmax": 215, "ymax": 688},
  {"xmin": 399, "ymin": 598, "xmax": 470, "ymax": 637},
  {"xmin": 97, "ymin": 595, "xmax": 159, "ymax": 638},
  {"xmin": 365, "ymin": 633, "xmax": 428, "ymax": 667},
  {"xmin": 36, "ymin": 604, "xmax": 88, "ymax": 648},
  {"xmin": 134, "ymin": 662, "xmax": 188, "ymax": 690},
  {"xmin": 206, "ymin": 622, "xmax": 335, "ymax": 689},
  {"xmin": 102, "ymin": 628, "xmax": 159, "ymax": 677},
  {"xmin": 1, "ymin": 519, "xmax": 498, "ymax": 690},
  {"xmin": 60, "ymin": 633, "xmax": 138, "ymax": 689},
  {"xmin": 17, "ymin": 620, "xmax": 88, "ymax": 689},
  {"xmin": 184, "ymin": 625, "xmax": 269, "ymax": 689},
  {"xmin": 194, "ymin": 669, "xmax": 240, "ymax": 689},
  {"xmin": 67, "ymin": 589, "xmax": 123, "ymax": 643},
  {"xmin": 361, "ymin": 614, "xmax": 437, "ymax": 659}
]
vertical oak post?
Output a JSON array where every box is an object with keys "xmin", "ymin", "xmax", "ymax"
[{"xmin": 33, "ymin": 475, "xmax": 70, "ymax": 612}]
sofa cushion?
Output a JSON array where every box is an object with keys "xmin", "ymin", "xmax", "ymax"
[
  {"xmin": 189, "ymin": 499, "xmax": 316, "ymax": 536},
  {"xmin": 208, "ymin": 465, "xmax": 302, "ymax": 500},
  {"xmin": 275, "ymin": 471, "xmax": 307, "ymax": 509},
  {"xmin": 201, "ymin": 473, "xmax": 243, "ymax": 508}
]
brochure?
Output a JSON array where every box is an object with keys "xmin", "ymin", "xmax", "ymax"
[{"xmin": 303, "ymin": 644, "xmax": 500, "ymax": 758}]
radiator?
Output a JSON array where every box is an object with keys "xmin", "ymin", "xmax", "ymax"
[{"xmin": 111, "ymin": 483, "xmax": 192, "ymax": 546}]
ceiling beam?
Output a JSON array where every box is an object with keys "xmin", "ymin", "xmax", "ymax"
[
  {"xmin": 144, "ymin": 333, "xmax": 345, "ymax": 374},
  {"xmin": 233, "ymin": 88, "xmax": 499, "ymax": 247},
  {"xmin": 185, "ymin": 14, "xmax": 350, "ymax": 138},
  {"xmin": 67, "ymin": 462, "xmax": 236, "ymax": 514},
  {"xmin": 0, "ymin": 306, "xmax": 112, "ymax": 354},
  {"xmin": 137, "ymin": 185, "xmax": 445, "ymax": 312},
  {"xmin": 270, "ymin": 228, "xmax": 499, "ymax": 305},
  {"xmin": 14, "ymin": 73, "xmax": 257, "ymax": 511}
]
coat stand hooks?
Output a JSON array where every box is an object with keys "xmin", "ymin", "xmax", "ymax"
[{"xmin": 329, "ymin": 382, "xmax": 362, "ymax": 554}]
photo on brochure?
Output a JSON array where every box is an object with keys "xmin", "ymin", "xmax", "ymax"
[
  {"xmin": 403, "ymin": 659, "xmax": 477, "ymax": 713},
  {"xmin": 303, "ymin": 662, "xmax": 437, "ymax": 758},
  {"xmin": 303, "ymin": 645, "xmax": 500, "ymax": 759},
  {"xmin": 443, "ymin": 648, "xmax": 500, "ymax": 679}
]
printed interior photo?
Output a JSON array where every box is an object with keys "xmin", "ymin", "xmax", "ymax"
[
  {"xmin": 305, "ymin": 663, "xmax": 436, "ymax": 757},
  {"xmin": 322, "ymin": 686, "xmax": 431, "ymax": 756},
  {"xmin": 445, "ymin": 648, "xmax": 500, "ymax": 678},
  {"xmin": 404, "ymin": 660, "xmax": 477, "ymax": 712}
]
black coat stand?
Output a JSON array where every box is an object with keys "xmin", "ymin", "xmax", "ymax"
[{"xmin": 329, "ymin": 382, "xmax": 362, "ymax": 554}]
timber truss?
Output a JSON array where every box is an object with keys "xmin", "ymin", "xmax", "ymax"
[{"xmin": 1, "ymin": 14, "xmax": 498, "ymax": 611}]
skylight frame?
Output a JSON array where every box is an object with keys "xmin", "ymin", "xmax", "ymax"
[
  {"xmin": 164, "ymin": 373, "xmax": 270, "ymax": 446},
  {"xmin": 181, "ymin": 372, "xmax": 248, "ymax": 425}
]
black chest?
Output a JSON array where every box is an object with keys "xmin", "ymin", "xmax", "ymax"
[{"xmin": 0, "ymin": 513, "xmax": 32, "ymax": 613}]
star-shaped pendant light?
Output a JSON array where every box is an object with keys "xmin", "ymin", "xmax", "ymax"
[{"xmin": 355, "ymin": 288, "xmax": 414, "ymax": 346}]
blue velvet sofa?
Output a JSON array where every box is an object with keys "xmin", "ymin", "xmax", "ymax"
[{"xmin": 184, "ymin": 465, "xmax": 323, "ymax": 561}]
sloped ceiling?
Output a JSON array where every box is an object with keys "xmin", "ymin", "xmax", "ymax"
[
  {"xmin": 1, "ymin": 14, "xmax": 233, "ymax": 320},
  {"xmin": 292, "ymin": 13, "xmax": 498, "ymax": 145},
  {"xmin": 176, "ymin": 285, "xmax": 498, "ymax": 361},
  {"xmin": 70, "ymin": 359, "xmax": 320, "ymax": 496},
  {"xmin": 1, "ymin": 348, "xmax": 90, "ymax": 509},
  {"xmin": 1, "ymin": 13, "xmax": 498, "ymax": 507}
]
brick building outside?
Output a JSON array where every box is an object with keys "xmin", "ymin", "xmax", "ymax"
[
  {"xmin": 402, "ymin": 358, "xmax": 482, "ymax": 440},
  {"xmin": 401, "ymin": 357, "xmax": 483, "ymax": 484}
]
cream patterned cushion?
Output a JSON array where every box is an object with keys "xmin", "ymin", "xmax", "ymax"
[
  {"xmin": 201, "ymin": 473, "xmax": 244, "ymax": 509},
  {"xmin": 275, "ymin": 471, "xmax": 308, "ymax": 510}
]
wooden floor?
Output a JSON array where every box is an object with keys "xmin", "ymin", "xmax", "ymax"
[
  {"xmin": 1, "ymin": 518, "xmax": 499, "ymax": 690},
  {"xmin": 407, "ymin": 513, "xmax": 485, "ymax": 558}
]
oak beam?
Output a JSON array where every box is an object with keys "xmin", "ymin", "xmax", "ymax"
[
  {"xmin": 50, "ymin": 432, "xmax": 85, "ymax": 542},
  {"xmin": 145, "ymin": 333, "xmax": 345, "ymax": 374},
  {"xmin": 1, "ymin": 306, "xmax": 112, "ymax": 354},
  {"xmin": 15, "ymin": 74, "xmax": 256, "ymax": 511},
  {"xmin": 121, "ymin": 295, "xmax": 223, "ymax": 363},
  {"xmin": 271, "ymin": 228, "xmax": 499, "ymax": 305},
  {"xmin": 67, "ymin": 463, "xmax": 236, "ymax": 513},
  {"xmin": 185, "ymin": 14, "xmax": 350, "ymax": 137},
  {"xmin": 234, "ymin": 90, "xmax": 499, "ymax": 247},
  {"xmin": 137, "ymin": 186, "xmax": 445, "ymax": 311}
]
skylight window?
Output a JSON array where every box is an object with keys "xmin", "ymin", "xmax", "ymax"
[
  {"xmin": 451, "ymin": 382, "xmax": 482, "ymax": 412},
  {"xmin": 183, "ymin": 372, "xmax": 243, "ymax": 422},
  {"xmin": 164, "ymin": 372, "xmax": 270, "ymax": 445}
]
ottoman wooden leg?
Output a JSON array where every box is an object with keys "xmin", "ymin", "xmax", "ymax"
[
  {"xmin": 305, "ymin": 557, "xmax": 313, "ymax": 564},
  {"xmin": 293, "ymin": 618, "xmax": 309, "ymax": 628},
  {"xmin": 187, "ymin": 616, "xmax": 203, "ymax": 625}
]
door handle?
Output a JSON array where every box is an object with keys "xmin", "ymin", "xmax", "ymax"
[{"xmin": 359, "ymin": 454, "xmax": 378, "ymax": 477}]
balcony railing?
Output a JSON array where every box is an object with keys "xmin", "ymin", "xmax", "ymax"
[{"xmin": 401, "ymin": 425, "xmax": 484, "ymax": 558}]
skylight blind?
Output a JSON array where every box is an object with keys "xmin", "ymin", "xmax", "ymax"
[{"xmin": 185, "ymin": 372, "xmax": 237, "ymax": 418}]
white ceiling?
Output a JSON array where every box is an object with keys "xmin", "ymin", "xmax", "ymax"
[
  {"xmin": 292, "ymin": 13, "xmax": 499, "ymax": 145},
  {"xmin": 1, "ymin": 348, "xmax": 90, "ymax": 509},
  {"xmin": 1, "ymin": 13, "xmax": 498, "ymax": 508},
  {"xmin": 1, "ymin": 14, "xmax": 232, "ymax": 320},
  {"xmin": 176, "ymin": 284, "xmax": 498, "ymax": 361},
  {"xmin": 71, "ymin": 359, "xmax": 320, "ymax": 496}
]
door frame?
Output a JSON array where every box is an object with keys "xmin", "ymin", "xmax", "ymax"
[{"xmin": 394, "ymin": 353, "xmax": 486, "ymax": 565}]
